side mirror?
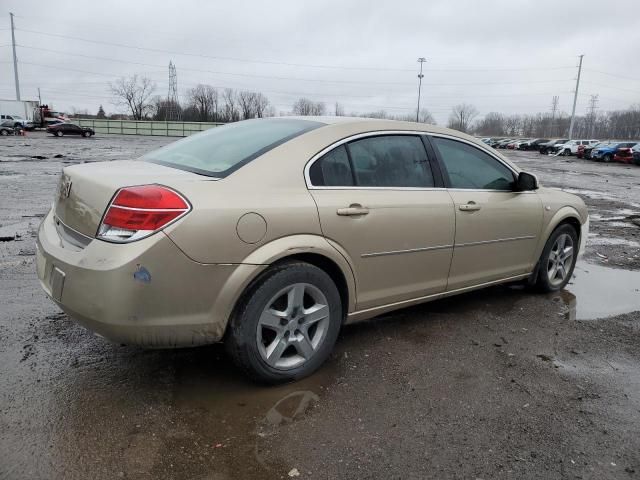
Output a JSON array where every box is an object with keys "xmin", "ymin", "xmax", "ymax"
[{"xmin": 514, "ymin": 171, "xmax": 539, "ymax": 192}]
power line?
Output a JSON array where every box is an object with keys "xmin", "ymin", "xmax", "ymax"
[
  {"xmin": 581, "ymin": 81, "xmax": 640, "ymax": 95},
  {"xmin": 15, "ymin": 44, "xmax": 578, "ymax": 88},
  {"xmin": 14, "ymin": 27, "xmax": 577, "ymax": 75},
  {"xmin": 584, "ymin": 68, "xmax": 640, "ymax": 83},
  {"xmin": 14, "ymin": 27, "xmax": 416, "ymax": 73}
]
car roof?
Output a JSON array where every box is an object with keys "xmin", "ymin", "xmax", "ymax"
[{"xmin": 280, "ymin": 115, "xmax": 461, "ymax": 136}]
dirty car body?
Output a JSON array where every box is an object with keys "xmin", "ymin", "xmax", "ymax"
[{"xmin": 37, "ymin": 117, "xmax": 589, "ymax": 382}]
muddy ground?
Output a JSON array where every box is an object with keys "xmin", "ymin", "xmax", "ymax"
[{"xmin": 1, "ymin": 132, "xmax": 640, "ymax": 480}]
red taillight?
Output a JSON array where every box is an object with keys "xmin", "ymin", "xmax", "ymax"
[{"xmin": 97, "ymin": 185, "xmax": 190, "ymax": 243}]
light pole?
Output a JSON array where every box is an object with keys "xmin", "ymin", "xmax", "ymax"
[
  {"xmin": 10, "ymin": 13, "xmax": 21, "ymax": 101},
  {"xmin": 416, "ymin": 57, "xmax": 426, "ymax": 122}
]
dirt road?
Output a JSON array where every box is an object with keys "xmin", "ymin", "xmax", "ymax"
[{"xmin": 1, "ymin": 133, "xmax": 639, "ymax": 479}]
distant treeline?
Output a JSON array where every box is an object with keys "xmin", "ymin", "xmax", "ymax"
[{"xmin": 72, "ymin": 76, "xmax": 640, "ymax": 140}]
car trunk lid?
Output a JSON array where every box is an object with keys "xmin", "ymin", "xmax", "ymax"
[{"xmin": 54, "ymin": 160, "xmax": 209, "ymax": 238}]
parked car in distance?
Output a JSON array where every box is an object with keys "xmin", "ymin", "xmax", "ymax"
[
  {"xmin": 633, "ymin": 144, "xmax": 640, "ymax": 166},
  {"xmin": 592, "ymin": 142, "xmax": 637, "ymax": 162},
  {"xmin": 0, "ymin": 120, "xmax": 17, "ymax": 135},
  {"xmin": 0, "ymin": 114, "xmax": 30, "ymax": 128},
  {"xmin": 613, "ymin": 143, "xmax": 639, "ymax": 163},
  {"xmin": 519, "ymin": 138, "xmax": 549, "ymax": 150},
  {"xmin": 488, "ymin": 138, "xmax": 507, "ymax": 148},
  {"xmin": 539, "ymin": 139, "xmax": 569, "ymax": 154},
  {"xmin": 46, "ymin": 122, "xmax": 95, "ymax": 137},
  {"xmin": 552, "ymin": 139, "xmax": 599, "ymax": 156},
  {"xmin": 496, "ymin": 138, "xmax": 515, "ymax": 149},
  {"xmin": 36, "ymin": 117, "xmax": 589, "ymax": 383},
  {"xmin": 581, "ymin": 141, "xmax": 610, "ymax": 160},
  {"xmin": 506, "ymin": 139, "xmax": 528, "ymax": 149},
  {"xmin": 510, "ymin": 139, "xmax": 531, "ymax": 150}
]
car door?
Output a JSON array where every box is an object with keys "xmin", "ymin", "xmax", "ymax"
[
  {"xmin": 308, "ymin": 133, "xmax": 455, "ymax": 311},
  {"xmin": 428, "ymin": 135, "xmax": 543, "ymax": 291}
]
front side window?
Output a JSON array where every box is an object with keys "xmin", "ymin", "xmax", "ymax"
[
  {"xmin": 431, "ymin": 137, "xmax": 515, "ymax": 191},
  {"xmin": 144, "ymin": 118, "xmax": 323, "ymax": 177},
  {"xmin": 347, "ymin": 135, "xmax": 434, "ymax": 187}
]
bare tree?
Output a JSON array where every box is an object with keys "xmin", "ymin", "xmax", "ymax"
[
  {"xmin": 238, "ymin": 91, "xmax": 256, "ymax": 120},
  {"xmin": 109, "ymin": 75, "xmax": 156, "ymax": 120},
  {"xmin": 253, "ymin": 92, "xmax": 270, "ymax": 118},
  {"xmin": 447, "ymin": 103, "xmax": 478, "ymax": 133},
  {"xmin": 334, "ymin": 102, "xmax": 345, "ymax": 116},
  {"xmin": 221, "ymin": 88, "xmax": 240, "ymax": 122},
  {"xmin": 292, "ymin": 98, "xmax": 326, "ymax": 116},
  {"xmin": 187, "ymin": 84, "xmax": 218, "ymax": 121}
]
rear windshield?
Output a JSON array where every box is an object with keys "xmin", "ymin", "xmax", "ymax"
[{"xmin": 143, "ymin": 118, "xmax": 323, "ymax": 177}]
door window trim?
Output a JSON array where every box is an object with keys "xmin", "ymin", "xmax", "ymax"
[{"xmin": 304, "ymin": 130, "xmax": 444, "ymax": 190}]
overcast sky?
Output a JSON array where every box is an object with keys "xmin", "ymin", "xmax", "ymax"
[{"xmin": 1, "ymin": 0, "xmax": 639, "ymax": 124}]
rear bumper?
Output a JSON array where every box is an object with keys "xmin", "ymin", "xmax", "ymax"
[{"xmin": 36, "ymin": 209, "xmax": 264, "ymax": 347}]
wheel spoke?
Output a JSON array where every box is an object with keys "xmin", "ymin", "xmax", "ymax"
[
  {"xmin": 557, "ymin": 262, "xmax": 566, "ymax": 280},
  {"xmin": 259, "ymin": 309, "xmax": 286, "ymax": 332},
  {"xmin": 292, "ymin": 335, "xmax": 315, "ymax": 359},
  {"xmin": 561, "ymin": 246, "xmax": 573, "ymax": 262},
  {"xmin": 266, "ymin": 335, "xmax": 288, "ymax": 365},
  {"xmin": 548, "ymin": 263, "xmax": 558, "ymax": 280},
  {"xmin": 302, "ymin": 304, "xmax": 329, "ymax": 325},
  {"xmin": 286, "ymin": 284, "xmax": 305, "ymax": 315},
  {"xmin": 556, "ymin": 234, "xmax": 566, "ymax": 251}
]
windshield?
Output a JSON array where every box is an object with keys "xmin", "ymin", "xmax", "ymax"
[{"xmin": 143, "ymin": 118, "xmax": 323, "ymax": 177}]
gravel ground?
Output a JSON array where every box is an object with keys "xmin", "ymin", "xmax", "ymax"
[{"xmin": 1, "ymin": 132, "xmax": 640, "ymax": 480}]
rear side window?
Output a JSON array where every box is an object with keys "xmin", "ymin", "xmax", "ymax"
[
  {"xmin": 347, "ymin": 135, "xmax": 434, "ymax": 187},
  {"xmin": 309, "ymin": 145, "xmax": 354, "ymax": 186},
  {"xmin": 431, "ymin": 137, "xmax": 515, "ymax": 191},
  {"xmin": 309, "ymin": 135, "xmax": 435, "ymax": 188},
  {"xmin": 143, "ymin": 118, "xmax": 323, "ymax": 178}
]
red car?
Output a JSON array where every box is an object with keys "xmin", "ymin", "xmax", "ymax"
[{"xmin": 613, "ymin": 145, "xmax": 637, "ymax": 164}]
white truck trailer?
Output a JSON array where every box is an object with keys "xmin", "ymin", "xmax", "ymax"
[{"xmin": 0, "ymin": 99, "xmax": 39, "ymax": 127}]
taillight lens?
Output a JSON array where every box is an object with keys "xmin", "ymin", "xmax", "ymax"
[{"xmin": 97, "ymin": 185, "xmax": 190, "ymax": 243}]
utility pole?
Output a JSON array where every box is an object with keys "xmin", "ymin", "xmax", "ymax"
[
  {"xmin": 568, "ymin": 54, "xmax": 584, "ymax": 140},
  {"xmin": 549, "ymin": 96, "xmax": 559, "ymax": 137},
  {"xmin": 587, "ymin": 94, "xmax": 599, "ymax": 138},
  {"xmin": 38, "ymin": 87, "xmax": 42, "ymax": 105},
  {"xmin": 10, "ymin": 12, "xmax": 21, "ymax": 101},
  {"xmin": 416, "ymin": 57, "xmax": 426, "ymax": 122}
]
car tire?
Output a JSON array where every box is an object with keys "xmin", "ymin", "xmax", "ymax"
[
  {"xmin": 0, "ymin": 130, "xmax": 8, "ymax": 136},
  {"xmin": 83, "ymin": 131, "xmax": 90, "ymax": 138},
  {"xmin": 55, "ymin": 131, "xmax": 63, "ymax": 137},
  {"xmin": 532, "ymin": 224, "xmax": 578, "ymax": 293},
  {"xmin": 564, "ymin": 149, "xmax": 571, "ymax": 156},
  {"xmin": 603, "ymin": 153, "xmax": 612, "ymax": 163},
  {"xmin": 226, "ymin": 261, "xmax": 343, "ymax": 384}
]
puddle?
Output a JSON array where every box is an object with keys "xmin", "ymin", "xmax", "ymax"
[
  {"xmin": 167, "ymin": 349, "xmax": 342, "ymax": 477},
  {"xmin": 560, "ymin": 263, "xmax": 640, "ymax": 320}
]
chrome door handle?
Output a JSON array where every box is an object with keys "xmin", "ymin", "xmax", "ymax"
[
  {"xmin": 459, "ymin": 202, "xmax": 481, "ymax": 212},
  {"xmin": 337, "ymin": 204, "xmax": 369, "ymax": 216}
]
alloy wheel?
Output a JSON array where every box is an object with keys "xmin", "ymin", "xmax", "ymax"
[
  {"xmin": 547, "ymin": 233, "xmax": 574, "ymax": 287},
  {"xmin": 256, "ymin": 283, "xmax": 330, "ymax": 370}
]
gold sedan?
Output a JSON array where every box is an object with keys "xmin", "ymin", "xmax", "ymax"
[{"xmin": 36, "ymin": 117, "xmax": 588, "ymax": 383}]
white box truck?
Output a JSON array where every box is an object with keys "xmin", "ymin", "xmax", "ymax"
[{"xmin": 0, "ymin": 99, "xmax": 39, "ymax": 128}]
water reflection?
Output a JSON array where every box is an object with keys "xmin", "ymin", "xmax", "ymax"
[{"xmin": 561, "ymin": 262, "xmax": 640, "ymax": 320}]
